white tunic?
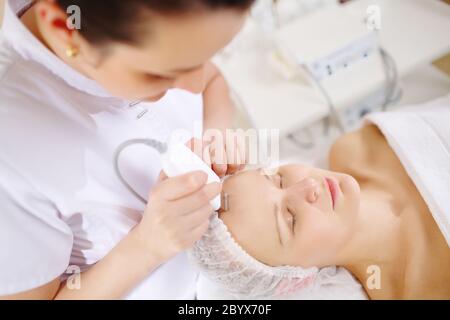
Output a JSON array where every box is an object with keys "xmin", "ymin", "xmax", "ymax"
[{"xmin": 0, "ymin": 0, "xmax": 202, "ymax": 298}]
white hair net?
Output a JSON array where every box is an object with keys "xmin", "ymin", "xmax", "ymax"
[{"xmin": 188, "ymin": 213, "xmax": 320, "ymax": 299}]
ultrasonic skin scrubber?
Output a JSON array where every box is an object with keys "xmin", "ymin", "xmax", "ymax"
[
  {"xmin": 161, "ymin": 142, "xmax": 222, "ymax": 211},
  {"xmin": 114, "ymin": 139, "xmax": 224, "ymax": 211}
]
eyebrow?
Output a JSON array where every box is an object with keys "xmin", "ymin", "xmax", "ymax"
[
  {"xmin": 262, "ymin": 170, "xmax": 273, "ymax": 183},
  {"xmin": 261, "ymin": 170, "xmax": 279, "ymax": 187}
]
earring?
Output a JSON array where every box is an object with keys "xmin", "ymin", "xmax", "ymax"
[{"xmin": 66, "ymin": 46, "xmax": 79, "ymax": 58}]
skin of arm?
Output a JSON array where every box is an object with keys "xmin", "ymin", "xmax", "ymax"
[
  {"xmin": 201, "ymin": 62, "xmax": 248, "ymax": 176},
  {"xmin": 202, "ymin": 62, "xmax": 235, "ymax": 133}
]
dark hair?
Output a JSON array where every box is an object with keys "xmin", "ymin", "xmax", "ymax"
[{"xmin": 56, "ymin": 0, "xmax": 255, "ymax": 45}]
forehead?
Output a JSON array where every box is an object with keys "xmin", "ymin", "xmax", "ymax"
[
  {"xmin": 113, "ymin": 10, "xmax": 247, "ymax": 72},
  {"xmin": 220, "ymin": 170, "xmax": 281, "ymax": 265}
]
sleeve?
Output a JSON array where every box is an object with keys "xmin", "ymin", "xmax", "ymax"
[{"xmin": 0, "ymin": 159, "xmax": 73, "ymax": 296}]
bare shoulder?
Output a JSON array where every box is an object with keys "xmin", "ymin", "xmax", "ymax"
[{"xmin": 329, "ymin": 124, "xmax": 384, "ymax": 175}]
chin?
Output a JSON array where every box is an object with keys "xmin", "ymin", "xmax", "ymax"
[
  {"xmin": 145, "ymin": 92, "xmax": 167, "ymax": 102},
  {"xmin": 336, "ymin": 174, "xmax": 361, "ymax": 220},
  {"xmin": 340, "ymin": 174, "xmax": 360, "ymax": 197}
]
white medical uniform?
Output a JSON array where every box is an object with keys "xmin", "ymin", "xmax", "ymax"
[{"xmin": 0, "ymin": 0, "xmax": 202, "ymax": 298}]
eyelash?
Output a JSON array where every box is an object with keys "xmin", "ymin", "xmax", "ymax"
[
  {"xmin": 270, "ymin": 173, "xmax": 296, "ymax": 231},
  {"xmin": 277, "ymin": 174, "xmax": 283, "ymax": 188},
  {"xmin": 279, "ymin": 174, "xmax": 296, "ymax": 230},
  {"xmin": 287, "ymin": 207, "xmax": 296, "ymax": 231},
  {"xmin": 145, "ymin": 74, "xmax": 172, "ymax": 81}
]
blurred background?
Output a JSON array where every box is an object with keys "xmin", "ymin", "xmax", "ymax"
[
  {"xmin": 1, "ymin": 0, "xmax": 449, "ymax": 166},
  {"xmin": 212, "ymin": 0, "xmax": 450, "ymax": 166}
]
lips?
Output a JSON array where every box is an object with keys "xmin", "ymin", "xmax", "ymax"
[{"xmin": 325, "ymin": 178, "xmax": 338, "ymax": 209}]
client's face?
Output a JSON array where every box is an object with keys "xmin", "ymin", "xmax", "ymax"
[{"xmin": 219, "ymin": 165, "xmax": 360, "ymax": 269}]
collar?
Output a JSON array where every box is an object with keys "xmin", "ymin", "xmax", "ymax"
[{"xmin": 2, "ymin": 0, "xmax": 114, "ymax": 98}]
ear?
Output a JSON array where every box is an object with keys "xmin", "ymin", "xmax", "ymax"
[
  {"xmin": 35, "ymin": 0, "xmax": 75, "ymax": 44},
  {"xmin": 35, "ymin": 1, "xmax": 104, "ymax": 67}
]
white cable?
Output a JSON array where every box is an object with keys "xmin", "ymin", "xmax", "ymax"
[
  {"xmin": 113, "ymin": 139, "xmax": 167, "ymax": 205},
  {"xmin": 379, "ymin": 47, "xmax": 402, "ymax": 110},
  {"xmin": 303, "ymin": 67, "xmax": 348, "ymax": 134},
  {"xmin": 113, "ymin": 139, "xmax": 223, "ymax": 210}
]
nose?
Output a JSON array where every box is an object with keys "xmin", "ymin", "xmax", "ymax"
[
  {"xmin": 173, "ymin": 66, "xmax": 206, "ymax": 94},
  {"xmin": 287, "ymin": 178, "xmax": 320, "ymax": 204}
]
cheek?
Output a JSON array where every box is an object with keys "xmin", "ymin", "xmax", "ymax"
[
  {"xmin": 291, "ymin": 209, "xmax": 350, "ymax": 267},
  {"xmin": 299, "ymin": 210, "xmax": 338, "ymax": 245}
]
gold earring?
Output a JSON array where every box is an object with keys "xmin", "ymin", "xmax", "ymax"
[{"xmin": 66, "ymin": 46, "xmax": 79, "ymax": 58}]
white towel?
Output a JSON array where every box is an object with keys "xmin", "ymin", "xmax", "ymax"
[{"xmin": 366, "ymin": 94, "xmax": 450, "ymax": 247}]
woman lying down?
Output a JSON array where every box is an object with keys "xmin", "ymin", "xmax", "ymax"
[{"xmin": 190, "ymin": 94, "xmax": 450, "ymax": 300}]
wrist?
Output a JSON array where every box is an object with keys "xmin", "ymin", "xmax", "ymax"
[{"xmin": 125, "ymin": 225, "xmax": 168, "ymax": 272}]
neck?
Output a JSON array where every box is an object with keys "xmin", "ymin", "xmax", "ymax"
[{"xmin": 336, "ymin": 188, "xmax": 407, "ymax": 299}]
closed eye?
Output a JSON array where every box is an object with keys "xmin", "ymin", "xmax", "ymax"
[
  {"xmin": 145, "ymin": 73, "xmax": 173, "ymax": 81},
  {"xmin": 271, "ymin": 173, "xmax": 283, "ymax": 188},
  {"xmin": 287, "ymin": 207, "xmax": 296, "ymax": 234}
]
